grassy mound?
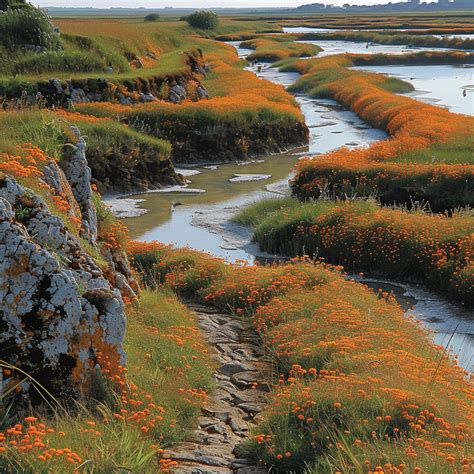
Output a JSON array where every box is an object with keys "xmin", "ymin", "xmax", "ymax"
[
  {"xmin": 234, "ymin": 198, "xmax": 474, "ymax": 305},
  {"xmin": 0, "ymin": 109, "xmax": 180, "ymax": 193},
  {"xmin": 71, "ymin": 41, "xmax": 308, "ymax": 162},
  {"xmin": 241, "ymin": 35, "xmax": 321, "ymax": 62}
]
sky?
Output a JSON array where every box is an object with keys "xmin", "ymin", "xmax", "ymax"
[{"xmin": 36, "ymin": 0, "xmax": 410, "ymax": 9}]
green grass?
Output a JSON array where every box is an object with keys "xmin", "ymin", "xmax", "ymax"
[
  {"xmin": 77, "ymin": 120, "xmax": 171, "ymax": 158},
  {"xmin": 390, "ymin": 136, "xmax": 474, "ymax": 164},
  {"xmin": 241, "ymin": 36, "xmax": 321, "ymax": 62},
  {"xmin": 0, "ymin": 109, "xmax": 65, "ymax": 157},
  {"xmin": 232, "ymin": 196, "xmax": 300, "ymax": 227},
  {"xmin": 124, "ymin": 289, "xmax": 214, "ymax": 443}
]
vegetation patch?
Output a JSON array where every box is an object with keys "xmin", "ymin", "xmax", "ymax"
[
  {"xmin": 0, "ymin": 289, "xmax": 213, "ymax": 472},
  {"xmin": 0, "ymin": 109, "xmax": 181, "ymax": 193},
  {"xmin": 72, "ymin": 41, "xmax": 308, "ymax": 162},
  {"xmin": 241, "ymin": 35, "xmax": 321, "ymax": 62},
  {"xmin": 281, "ymin": 53, "xmax": 474, "ymax": 211},
  {"xmin": 186, "ymin": 11, "xmax": 219, "ymax": 30},
  {"xmin": 127, "ymin": 242, "xmax": 474, "ymax": 473},
  {"xmin": 234, "ymin": 198, "xmax": 474, "ymax": 305}
]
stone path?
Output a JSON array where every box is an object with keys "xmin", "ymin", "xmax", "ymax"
[{"xmin": 164, "ymin": 303, "xmax": 274, "ymax": 474}]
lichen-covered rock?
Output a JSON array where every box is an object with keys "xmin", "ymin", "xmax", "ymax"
[
  {"xmin": 42, "ymin": 160, "xmax": 82, "ymax": 220},
  {"xmin": 61, "ymin": 126, "xmax": 98, "ymax": 244},
  {"xmin": 169, "ymin": 84, "xmax": 187, "ymax": 104},
  {"xmin": 104, "ymin": 247, "xmax": 139, "ymax": 302},
  {"xmin": 0, "ymin": 176, "xmax": 126, "ymax": 406}
]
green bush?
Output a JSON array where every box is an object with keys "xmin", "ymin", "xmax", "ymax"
[
  {"xmin": 186, "ymin": 10, "xmax": 218, "ymax": 30},
  {"xmin": 144, "ymin": 13, "xmax": 160, "ymax": 21},
  {"xmin": 0, "ymin": 4, "xmax": 60, "ymax": 50}
]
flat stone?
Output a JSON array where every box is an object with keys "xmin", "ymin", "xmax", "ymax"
[
  {"xmin": 230, "ymin": 372, "xmax": 259, "ymax": 387},
  {"xmin": 221, "ymin": 320, "xmax": 245, "ymax": 332},
  {"xmin": 165, "ymin": 444, "xmax": 233, "ymax": 466},
  {"xmin": 199, "ymin": 417, "xmax": 218, "ymax": 429},
  {"xmin": 228, "ymin": 417, "xmax": 250, "ymax": 435},
  {"xmin": 219, "ymin": 362, "xmax": 254, "ymax": 376},
  {"xmin": 205, "ymin": 424, "xmax": 227, "ymax": 435},
  {"xmin": 236, "ymin": 402, "xmax": 264, "ymax": 415}
]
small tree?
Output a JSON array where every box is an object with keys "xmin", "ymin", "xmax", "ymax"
[
  {"xmin": 0, "ymin": 4, "xmax": 60, "ymax": 50},
  {"xmin": 0, "ymin": 0, "xmax": 27, "ymax": 11},
  {"xmin": 144, "ymin": 13, "xmax": 160, "ymax": 21},
  {"xmin": 186, "ymin": 11, "xmax": 218, "ymax": 30}
]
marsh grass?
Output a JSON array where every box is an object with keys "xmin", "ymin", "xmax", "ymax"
[
  {"xmin": 127, "ymin": 243, "xmax": 474, "ymax": 473},
  {"xmin": 235, "ymin": 198, "xmax": 474, "ymax": 304}
]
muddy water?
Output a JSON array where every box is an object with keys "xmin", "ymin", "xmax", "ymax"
[
  {"xmin": 123, "ymin": 43, "xmax": 473, "ymax": 373},
  {"xmin": 122, "ymin": 58, "xmax": 386, "ymax": 247}
]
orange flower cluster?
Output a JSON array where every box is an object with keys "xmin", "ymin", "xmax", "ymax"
[
  {"xmin": 290, "ymin": 54, "xmax": 474, "ymax": 209},
  {"xmin": 53, "ymin": 109, "xmax": 111, "ymax": 124},
  {"xmin": 97, "ymin": 352, "xmax": 176, "ymax": 436},
  {"xmin": 252, "ymin": 201, "xmax": 473, "ymax": 304},
  {"xmin": 51, "ymin": 192, "xmax": 71, "ymax": 213},
  {"xmin": 0, "ymin": 417, "xmax": 82, "ymax": 468},
  {"xmin": 0, "ymin": 143, "xmax": 50, "ymax": 180},
  {"xmin": 101, "ymin": 221, "xmax": 130, "ymax": 251}
]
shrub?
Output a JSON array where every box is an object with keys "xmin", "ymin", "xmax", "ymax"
[
  {"xmin": 0, "ymin": 4, "xmax": 60, "ymax": 50},
  {"xmin": 186, "ymin": 10, "xmax": 218, "ymax": 30},
  {"xmin": 144, "ymin": 13, "xmax": 160, "ymax": 21}
]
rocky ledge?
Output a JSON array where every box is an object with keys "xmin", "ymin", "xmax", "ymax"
[{"xmin": 0, "ymin": 51, "xmax": 209, "ymax": 109}]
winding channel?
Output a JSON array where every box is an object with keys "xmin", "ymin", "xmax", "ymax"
[{"xmin": 119, "ymin": 39, "xmax": 473, "ymax": 373}]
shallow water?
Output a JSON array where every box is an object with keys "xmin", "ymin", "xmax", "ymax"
[
  {"xmin": 122, "ymin": 42, "xmax": 473, "ymax": 372},
  {"xmin": 353, "ymin": 64, "xmax": 474, "ymax": 115},
  {"xmin": 301, "ymin": 39, "xmax": 461, "ymax": 57},
  {"xmin": 362, "ymin": 279, "xmax": 474, "ymax": 372},
  {"xmin": 123, "ymin": 59, "xmax": 386, "ymax": 243},
  {"xmin": 282, "ymin": 26, "xmax": 337, "ymax": 33},
  {"xmin": 283, "ymin": 26, "xmax": 474, "ymax": 40}
]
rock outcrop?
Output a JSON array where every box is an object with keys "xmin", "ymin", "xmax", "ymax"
[
  {"xmin": 0, "ymin": 129, "xmax": 139, "ymax": 407},
  {"xmin": 61, "ymin": 125, "xmax": 98, "ymax": 243},
  {"xmin": 0, "ymin": 50, "xmax": 209, "ymax": 108},
  {"xmin": 0, "ymin": 175, "xmax": 126, "ymax": 405}
]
